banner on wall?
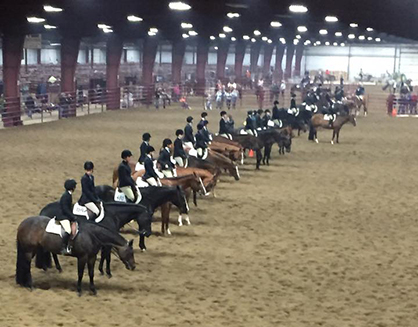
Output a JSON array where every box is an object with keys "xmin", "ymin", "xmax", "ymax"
[{"xmin": 24, "ymin": 34, "xmax": 42, "ymax": 49}]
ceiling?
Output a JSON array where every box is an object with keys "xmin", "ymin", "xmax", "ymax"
[{"xmin": 0, "ymin": 0, "xmax": 416, "ymax": 46}]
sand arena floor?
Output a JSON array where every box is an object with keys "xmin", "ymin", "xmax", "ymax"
[{"xmin": 1, "ymin": 89, "xmax": 418, "ymax": 327}]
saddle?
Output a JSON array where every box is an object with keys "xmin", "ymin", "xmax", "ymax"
[
  {"xmin": 45, "ymin": 218, "xmax": 79, "ymax": 238},
  {"xmin": 114, "ymin": 186, "xmax": 142, "ymax": 204},
  {"xmin": 73, "ymin": 202, "xmax": 105, "ymax": 223},
  {"xmin": 323, "ymin": 114, "xmax": 336, "ymax": 122}
]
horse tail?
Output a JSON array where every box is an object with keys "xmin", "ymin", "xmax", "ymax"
[
  {"xmin": 16, "ymin": 240, "xmax": 32, "ymax": 287},
  {"xmin": 35, "ymin": 247, "xmax": 52, "ymax": 270}
]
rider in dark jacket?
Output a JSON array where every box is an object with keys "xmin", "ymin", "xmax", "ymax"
[
  {"xmin": 138, "ymin": 133, "xmax": 151, "ymax": 164},
  {"xmin": 118, "ymin": 150, "xmax": 138, "ymax": 203},
  {"xmin": 58, "ymin": 179, "xmax": 77, "ymax": 254},
  {"xmin": 184, "ymin": 116, "xmax": 195, "ymax": 146}
]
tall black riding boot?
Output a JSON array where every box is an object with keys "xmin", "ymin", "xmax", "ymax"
[{"xmin": 61, "ymin": 233, "xmax": 71, "ymax": 255}]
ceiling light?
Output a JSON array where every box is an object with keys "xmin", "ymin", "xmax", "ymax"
[
  {"xmin": 148, "ymin": 31, "xmax": 156, "ymax": 36},
  {"xmin": 375, "ymin": 38, "xmax": 381, "ymax": 42},
  {"xmin": 231, "ymin": 37, "xmax": 237, "ymax": 41},
  {"xmin": 27, "ymin": 17, "xmax": 45, "ymax": 23},
  {"xmin": 251, "ymin": 38, "xmax": 256, "ymax": 43},
  {"xmin": 98, "ymin": 24, "xmax": 111, "ymax": 29},
  {"xmin": 210, "ymin": 36, "xmax": 216, "ymax": 40},
  {"xmin": 227, "ymin": 12, "xmax": 240, "ymax": 18},
  {"xmin": 333, "ymin": 42, "xmax": 338, "ymax": 46},
  {"xmin": 267, "ymin": 39, "xmax": 273, "ymax": 44},
  {"xmin": 350, "ymin": 23, "xmax": 358, "ymax": 28},
  {"xmin": 367, "ymin": 36, "xmax": 373, "ymax": 41},
  {"xmin": 243, "ymin": 35, "xmax": 250, "ymax": 40},
  {"xmin": 319, "ymin": 29, "xmax": 328, "ymax": 35},
  {"xmin": 182, "ymin": 34, "xmax": 189, "ymax": 38},
  {"xmin": 219, "ymin": 33, "xmax": 226, "ymax": 38},
  {"xmin": 262, "ymin": 36, "xmax": 268, "ymax": 41},
  {"xmin": 315, "ymin": 41, "xmax": 321, "ymax": 45},
  {"xmin": 325, "ymin": 41, "xmax": 330, "ymax": 46},
  {"xmin": 279, "ymin": 37, "xmax": 286, "ymax": 44},
  {"xmin": 127, "ymin": 15, "xmax": 143, "ymax": 22},
  {"xmin": 293, "ymin": 39, "xmax": 299, "ymax": 45},
  {"xmin": 359, "ymin": 35, "xmax": 365, "ymax": 40},
  {"xmin": 254, "ymin": 30, "xmax": 261, "ymax": 36},
  {"xmin": 169, "ymin": 2, "xmax": 191, "ymax": 11},
  {"xmin": 181, "ymin": 22, "xmax": 193, "ymax": 29},
  {"xmin": 223, "ymin": 26, "xmax": 233, "ymax": 33},
  {"xmin": 214, "ymin": 46, "xmax": 218, "ymax": 50},
  {"xmin": 44, "ymin": 24, "xmax": 57, "ymax": 29},
  {"xmin": 189, "ymin": 30, "xmax": 198, "ymax": 36},
  {"xmin": 289, "ymin": 5, "xmax": 308, "ymax": 13},
  {"xmin": 296, "ymin": 35, "xmax": 301, "ymax": 39},
  {"xmin": 335, "ymin": 32, "xmax": 342, "ymax": 37},
  {"xmin": 297, "ymin": 26, "xmax": 307, "ymax": 33},
  {"xmin": 50, "ymin": 43, "xmax": 61, "ymax": 46},
  {"xmin": 271, "ymin": 21, "xmax": 282, "ymax": 28},
  {"xmin": 340, "ymin": 43, "xmax": 345, "ymax": 46},
  {"xmin": 43, "ymin": 5, "xmax": 63, "ymax": 13},
  {"xmin": 325, "ymin": 16, "xmax": 338, "ymax": 22},
  {"xmin": 366, "ymin": 27, "xmax": 374, "ymax": 32},
  {"xmin": 304, "ymin": 40, "xmax": 311, "ymax": 45},
  {"xmin": 103, "ymin": 28, "xmax": 113, "ymax": 33},
  {"xmin": 348, "ymin": 34, "xmax": 355, "ymax": 39},
  {"xmin": 149, "ymin": 28, "xmax": 158, "ymax": 33}
]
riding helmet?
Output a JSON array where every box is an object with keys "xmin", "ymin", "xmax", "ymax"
[
  {"xmin": 186, "ymin": 116, "xmax": 193, "ymax": 123},
  {"xmin": 121, "ymin": 149, "xmax": 133, "ymax": 159},
  {"xmin": 146, "ymin": 146, "xmax": 155, "ymax": 154},
  {"xmin": 220, "ymin": 111, "xmax": 227, "ymax": 116},
  {"xmin": 64, "ymin": 179, "xmax": 77, "ymax": 191},
  {"xmin": 163, "ymin": 138, "xmax": 172, "ymax": 147},
  {"xmin": 175, "ymin": 129, "xmax": 184, "ymax": 136},
  {"xmin": 201, "ymin": 112, "xmax": 208, "ymax": 118},
  {"xmin": 142, "ymin": 133, "xmax": 151, "ymax": 141},
  {"xmin": 247, "ymin": 110, "xmax": 253, "ymax": 116},
  {"xmin": 84, "ymin": 161, "xmax": 94, "ymax": 171}
]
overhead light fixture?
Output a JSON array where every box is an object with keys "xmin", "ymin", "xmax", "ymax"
[
  {"xmin": 127, "ymin": 15, "xmax": 143, "ymax": 22},
  {"xmin": 267, "ymin": 39, "xmax": 273, "ymax": 44},
  {"xmin": 210, "ymin": 35, "xmax": 216, "ymax": 40},
  {"xmin": 366, "ymin": 27, "xmax": 374, "ymax": 32},
  {"xmin": 325, "ymin": 41, "xmax": 330, "ymax": 46},
  {"xmin": 98, "ymin": 24, "xmax": 111, "ymax": 29},
  {"xmin": 182, "ymin": 33, "xmax": 189, "ymax": 38},
  {"xmin": 293, "ymin": 39, "xmax": 299, "ymax": 45},
  {"xmin": 304, "ymin": 40, "xmax": 311, "ymax": 45},
  {"xmin": 289, "ymin": 5, "xmax": 308, "ymax": 13},
  {"xmin": 335, "ymin": 32, "xmax": 342, "ymax": 37},
  {"xmin": 375, "ymin": 37, "xmax": 381, "ymax": 42},
  {"xmin": 148, "ymin": 31, "xmax": 156, "ymax": 36},
  {"xmin": 243, "ymin": 35, "xmax": 250, "ymax": 40},
  {"xmin": 319, "ymin": 29, "xmax": 328, "ymax": 35},
  {"xmin": 251, "ymin": 38, "xmax": 256, "ymax": 43},
  {"xmin": 325, "ymin": 16, "xmax": 338, "ymax": 22},
  {"xmin": 348, "ymin": 34, "xmax": 355, "ymax": 39},
  {"xmin": 279, "ymin": 37, "xmax": 286, "ymax": 44},
  {"xmin": 169, "ymin": 2, "xmax": 191, "ymax": 11},
  {"xmin": 296, "ymin": 35, "xmax": 301, "ymax": 39},
  {"xmin": 27, "ymin": 17, "xmax": 46, "ymax": 23},
  {"xmin": 359, "ymin": 35, "xmax": 365, "ymax": 40},
  {"xmin": 271, "ymin": 21, "xmax": 282, "ymax": 28},
  {"xmin": 227, "ymin": 12, "xmax": 240, "ymax": 18},
  {"xmin": 189, "ymin": 30, "xmax": 198, "ymax": 36},
  {"xmin": 50, "ymin": 43, "xmax": 61, "ymax": 46},
  {"xmin": 254, "ymin": 30, "xmax": 261, "ymax": 36},
  {"xmin": 149, "ymin": 28, "xmax": 158, "ymax": 33},
  {"xmin": 315, "ymin": 41, "xmax": 321, "ymax": 45},
  {"xmin": 333, "ymin": 42, "xmax": 338, "ymax": 46},
  {"xmin": 103, "ymin": 28, "xmax": 113, "ymax": 33},
  {"xmin": 262, "ymin": 36, "xmax": 268, "ymax": 41},
  {"xmin": 223, "ymin": 26, "xmax": 233, "ymax": 33},
  {"xmin": 214, "ymin": 46, "xmax": 219, "ymax": 50},
  {"xmin": 340, "ymin": 43, "xmax": 345, "ymax": 47},
  {"xmin": 181, "ymin": 22, "xmax": 193, "ymax": 29},
  {"xmin": 43, "ymin": 5, "xmax": 63, "ymax": 12},
  {"xmin": 297, "ymin": 26, "xmax": 307, "ymax": 33},
  {"xmin": 231, "ymin": 37, "xmax": 237, "ymax": 41},
  {"xmin": 350, "ymin": 23, "xmax": 358, "ymax": 28},
  {"xmin": 219, "ymin": 33, "xmax": 226, "ymax": 38},
  {"xmin": 44, "ymin": 24, "xmax": 57, "ymax": 29},
  {"xmin": 367, "ymin": 36, "xmax": 373, "ymax": 41}
]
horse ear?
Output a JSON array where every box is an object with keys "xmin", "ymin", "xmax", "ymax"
[{"xmin": 128, "ymin": 239, "xmax": 134, "ymax": 248}]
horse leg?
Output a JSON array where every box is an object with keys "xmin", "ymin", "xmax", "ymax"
[
  {"xmin": 256, "ymin": 150, "xmax": 262, "ymax": 170},
  {"xmin": 331, "ymin": 130, "xmax": 335, "ymax": 145},
  {"xmin": 87, "ymin": 255, "xmax": 97, "ymax": 295},
  {"xmin": 139, "ymin": 234, "xmax": 146, "ymax": 251},
  {"xmin": 266, "ymin": 145, "xmax": 272, "ymax": 165},
  {"xmin": 77, "ymin": 257, "xmax": 87, "ymax": 296},
  {"xmin": 337, "ymin": 129, "xmax": 340, "ymax": 143},
  {"xmin": 52, "ymin": 254, "xmax": 62, "ymax": 273},
  {"xmin": 98, "ymin": 248, "xmax": 105, "ymax": 275},
  {"xmin": 104, "ymin": 247, "xmax": 112, "ymax": 278},
  {"xmin": 16, "ymin": 242, "xmax": 33, "ymax": 288}
]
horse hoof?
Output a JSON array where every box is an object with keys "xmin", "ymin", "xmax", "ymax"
[
  {"xmin": 90, "ymin": 289, "xmax": 97, "ymax": 296},
  {"xmin": 167, "ymin": 229, "xmax": 172, "ymax": 235},
  {"xmin": 140, "ymin": 248, "xmax": 147, "ymax": 252},
  {"xmin": 315, "ymin": 139, "xmax": 319, "ymax": 144},
  {"xmin": 57, "ymin": 268, "xmax": 63, "ymax": 273},
  {"xmin": 331, "ymin": 141, "xmax": 334, "ymax": 145}
]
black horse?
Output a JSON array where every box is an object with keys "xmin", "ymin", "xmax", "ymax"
[
  {"xmin": 258, "ymin": 128, "xmax": 292, "ymax": 165},
  {"xmin": 16, "ymin": 216, "xmax": 136, "ymax": 295},
  {"xmin": 40, "ymin": 201, "xmax": 152, "ymax": 277}
]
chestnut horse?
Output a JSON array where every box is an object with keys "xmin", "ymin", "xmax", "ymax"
[{"xmin": 309, "ymin": 114, "xmax": 357, "ymax": 144}]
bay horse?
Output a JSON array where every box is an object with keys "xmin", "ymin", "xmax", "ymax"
[
  {"xmin": 347, "ymin": 95, "xmax": 368, "ymax": 116},
  {"xmin": 40, "ymin": 201, "xmax": 152, "ymax": 278},
  {"xmin": 209, "ymin": 141, "xmax": 243, "ymax": 164},
  {"xmin": 309, "ymin": 114, "xmax": 356, "ymax": 144},
  {"xmin": 16, "ymin": 216, "xmax": 135, "ymax": 295},
  {"xmin": 176, "ymin": 167, "xmax": 220, "ymax": 197},
  {"xmin": 188, "ymin": 151, "xmax": 240, "ymax": 180}
]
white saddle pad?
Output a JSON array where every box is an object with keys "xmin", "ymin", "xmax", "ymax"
[
  {"xmin": 239, "ymin": 129, "xmax": 248, "ymax": 135},
  {"xmin": 267, "ymin": 120, "xmax": 275, "ymax": 127},
  {"xmin": 135, "ymin": 162, "xmax": 145, "ymax": 171},
  {"xmin": 136, "ymin": 179, "xmax": 150, "ymax": 188},
  {"xmin": 114, "ymin": 187, "xmax": 142, "ymax": 204},
  {"xmin": 188, "ymin": 147, "xmax": 198, "ymax": 157},
  {"xmin": 273, "ymin": 119, "xmax": 283, "ymax": 128},
  {"xmin": 73, "ymin": 202, "xmax": 105, "ymax": 223},
  {"xmin": 45, "ymin": 218, "xmax": 63, "ymax": 237},
  {"xmin": 323, "ymin": 114, "xmax": 336, "ymax": 121}
]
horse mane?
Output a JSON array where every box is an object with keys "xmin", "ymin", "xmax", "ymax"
[{"xmin": 82, "ymin": 220, "xmax": 127, "ymax": 247}]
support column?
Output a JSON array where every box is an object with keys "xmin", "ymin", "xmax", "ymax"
[
  {"xmin": 106, "ymin": 35, "xmax": 123, "ymax": 110},
  {"xmin": 262, "ymin": 44, "xmax": 274, "ymax": 77},
  {"xmin": 2, "ymin": 33, "xmax": 24, "ymax": 127},
  {"xmin": 196, "ymin": 38, "xmax": 209, "ymax": 95},
  {"xmin": 142, "ymin": 37, "xmax": 158, "ymax": 104},
  {"xmin": 61, "ymin": 36, "xmax": 80, "ymax": 117},
  {"xmin": 293, "ymin": 44, "xmax": 304, "ymax": 78},
  {"xmin": 274, "ymin": 43, "xmax": 285, "ymax": 82},
  {"xmin": 284, "ymin": 44, "xmax": 295, "ymax": 80},
  {"xmin": 172, "ymin": 40, "xmax": 186, "ymax": 85},
  {"xmin": 250, "ymin": 42, "xmax": 261, "ymax": 78},
  {"xmin": 234, "ymin": 40, "xmax": 246, "ymax": 84},
  {"xmin": 216, "ymin": 41, "xmax": 230, "ymax": 82}
]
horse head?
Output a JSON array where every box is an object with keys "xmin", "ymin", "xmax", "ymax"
[
  {"xmin": 136, "ymin": 211, "xmax": 153, "ymax": 238},
  {"xmin": 118, "ymin": 239, "xmax": 136, "ymax": 271}
]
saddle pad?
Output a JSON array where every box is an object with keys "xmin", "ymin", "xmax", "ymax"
[
  {"xmin": 135, "ymin": 162, "xmax": 145, "ymax": 172},
  {"xmin": 239, "ymin": 129, "xmax": 248, "ymax": 135},
  {"xmin": 273, "ymin": 119, "xmax": 283, "ymax": 128},
  {"xmin": 45, "ymin": 218, "xmax": 63, "ymax": 237},
  {"xmin": 73, "ymin": 202, "xmax": 105, "ymax": 223},
  {"xmin": 188, "ymin": 147, "xmax": 198, "ymax": 157},
  {"xmin": 323, "ymin": 114, "xmax": 336, "ymax": 121},
  {"xmin": 114, "ymin": 189, "xmax": 127, "ymax": 202},
  {"xmin": 136, "ymin": 179, "xmax": 150, "ymax": 188}
]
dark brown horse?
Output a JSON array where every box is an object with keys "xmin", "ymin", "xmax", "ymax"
[
  {"xmin": 309, "ymin": 114, "xmax": 357, "ymax": 144},
  {"xmin": 209, "ymin": 141, "xmax": 244, "ymax": 164},
  {"xmin": 176, "ymin": 167, "xmax": 220, "ymax": 197},
  {"xmin": 16, "ymin": 216, "xmax": 135, "ymax": 295},
  {"xmin": 188, "ymin": 151, "xmax": 240, "ymax": 180}
]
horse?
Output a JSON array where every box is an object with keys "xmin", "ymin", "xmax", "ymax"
[
  {"xmin": 39, "ymin": 201, "xmax": 152, "ymax": 278},
  {"xmin": 209, "ymin": 141, "xmax": 243, "ymax": 163},
  {"xmin": 176, "ymin": 167, "xmax": 220, "ymax": 197},
  {"xmin": 232, "ymin": 134, "xmax": 264, "ymax": 169},
  {"xmin": 347, "ymin": 95, "xmax": 368, "ymax": 116},
  {"xmin": 16, "ymin": 216, "xmax": 135, "ymax": 295},
  {"xmin": 309, "ymin": 114, "xmax": 357, "ymax": 144},
  {"xmin": 188, "ymin": 151, "xmax": 240, "ymax": 180},
  {"xmin": 259, "ymin": 128, "xmax": 292, "ymax": 165}
]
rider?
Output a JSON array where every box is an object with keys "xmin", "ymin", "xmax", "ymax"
[
  {"xmin": 244, "ymin": 110, "xmax": 257, "ymax": 136},
  {"xmin": 138, "ymin": 133, "xmax": 151, "ymax": 165},
  {"xmin": 143, "ymin": 146, "xmax": 161, "ymax": 186},
  {"xmin": 183, "ymin": 116, "xmax": 195, "ymax": 148},
  {"xmin": 262, "ymin": 109, "xmax": 273, "ymax": 129},
  {"xmin": 335, "ymin": 86, "xmax": 345, "ymax": 102},
  {"xmin": 158, "ymin": 139, "xmax": 176, "ymax": 178},
  {"xmin": 219, "ymin": 111, "xmax": 232, "ymax": 140},
  {"xmin": 355, "ymin": 83, "xmax": 365, "ymax": 99},
  {"xmin": 118, "ymin": 150, "xmax": 138, "ymax": 203},
  {"xmin": 78, "ymin": 161, "xmax": 101, "ymax": 219},
  {"xmin": 197, "ymin": 112, "xmax": 208, "ymax": 130},
  {"xmin": 58, "ymin": 179, "xmax": 77, "ymax": 255},
  {"xmin": 173, "ymin": 129, "xmax": 188, "ymax": 167},
  {"xmin": 202, "ymin": 120, "xmax": 212, "ymax": 144},
  {"xmin": 290, "ymin": 93, "xmax": 297, "ymax": 109},
  {"xmin": 255, "ymin": 109, "xmax": 264, "ymax": 130},
  {"xmin": 195, "ymin": 124, "xmax": 209, "ymax": 158}
]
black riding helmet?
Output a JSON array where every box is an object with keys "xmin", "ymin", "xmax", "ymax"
[
  {"xmin": 84, "ymin": 161, "xmax": 94, "ymax": 171},
  {"xmin": 220, "ymin": 111, "xmax": 227, "ymax": 116},
  {"xmin": 186, "ymin": 116, "xmax": 193, "ymax": 123},
  {"xmin": 176, "ymin": 129, "xmax": 184, "ymax": 136},
  {"xmin": 142, "ymin": 132, "xmax": 151, "ymax": 141},
  {"xmin": 121, "ymin": 149, "xmax": 133, "ymax": 159},
  {"xmin": 163, "ymin": 138, "xmax": 172, "ymax": 147},
  {"xmin": 201, "ymin": 112, "xmax": 208, "ymax": 118},
  {"xmin": 64, "ymin": 179, "xmax": 77, "ymax": 191},
  {"xmin": 146, "ymin": 146, "xmax": 155, "ymax": 154},
  {"xmin": 247, "ymin": 110, "xmax": 253, "ymax": 116}
]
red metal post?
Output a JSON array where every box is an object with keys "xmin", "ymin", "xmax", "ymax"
[
  {"xmin": 284, "ymin": 44, "xmax": 295, "ymax": 80},
  {"xmin": 142, "ymin": 38, "xmax": 158, "ymax": 104},
  {"xmin": 294, "ymin": 44, "xmax": 304, "ymax": 78},
  {"xmin": 172, "ymin": 40, "xmax": 186, "ymax": 85},
  {"xmin": 196, "ymin": 38, "xmax": 209, "ymax": 95},
  {"xmin": 106, "ymin": 35, "xmax": 123, "ymax": 110},
  {"xmin": 216, "ymin": 41, "xmax": 230, "ymax": 82},
  {"xmin": 61, "ymin": 36, "xmax": 80, "ymax": 117},
  {"xmin": 234, "ymin": 40, "xmax": 246, "ymax": 84},
  {"xmin": 275, "ymin": 43, "xmax": 285, "ymax": 82},
  {"xmin": 263, "ymin": 44, "xmax": 274, "ymax": 77},
  {"xmin": 250, "ymin": 42, "xmax": 261, "ymax": 78}
]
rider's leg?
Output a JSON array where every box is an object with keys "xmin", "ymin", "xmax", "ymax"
[
  {"xmin": 84, "ymin": 202, "xmax": 100, "ymax": 218},
  {"xmin": 120, "ymin": 186, "xmax": 135, "ymax": 202}
]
